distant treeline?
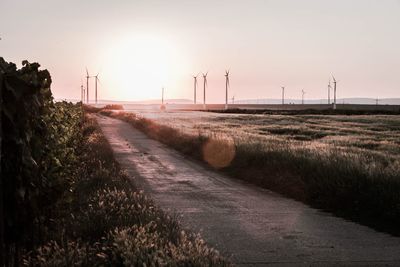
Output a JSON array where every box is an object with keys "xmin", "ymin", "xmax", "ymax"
[{"xmin": 210, "ymin": 108, "xmax": 400, "ymax": 115}]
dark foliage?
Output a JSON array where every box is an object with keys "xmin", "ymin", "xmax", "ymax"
[{"xmin": 1, "ymin": 58, "xmax": 82, "ymax": 265}]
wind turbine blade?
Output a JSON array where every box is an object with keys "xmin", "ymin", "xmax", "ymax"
[{"xmin": 86, "ymin": 68, "xmax": 89, "ymax": 76}]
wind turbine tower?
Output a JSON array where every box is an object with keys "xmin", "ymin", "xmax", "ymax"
[
  {"xmin": 302, "ymin": 89, "xmax": 306, "ymax": 105},
  {"xmin": 225, "ymin": 70, "xmax": 230, "ymax": 110},
  {"xmin": 328, "ymin": 79, "xmax": 331, "ymax": 104},
  {"xmin": 162, "ymin": 87, "xmax": 165, "ymax": 105},
  {"xmin": 332, "ymin": 75, "xmax": 337, "ymax": 110},
  {"xmin": 86, "ymin": 68, "xmax": 90, "ymax": 104},
  {"xmin": 281, "ymin": 86, "xmax": 285, "ymax": 105},
  {"xmin": 202, "ymin": 72, "xmax": 208, "ymax": 110},
  {"xmin": 193, "ymin": 74, "xmax": 198, "ymax": 104},
  {"xmin": 94, "ymin": 73, "xmax": 99, "ymax": 105},
  {"xmin": 81, "ymin": 79, "xmax": 84, "ymax": 103}
]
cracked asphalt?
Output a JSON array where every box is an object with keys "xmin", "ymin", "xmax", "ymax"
[{"xmin": 95, "ymin": 114, "xmax": 400, "ymax": 266}]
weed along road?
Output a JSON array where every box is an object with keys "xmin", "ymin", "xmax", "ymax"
[{"xmin": 95, "ymin": 114, "xmax": 400, "ymax": 266}]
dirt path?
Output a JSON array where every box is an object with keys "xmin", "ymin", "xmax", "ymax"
[{"xmin": 96, "ymin": 114, "xmax": 400, "ymax": 266}]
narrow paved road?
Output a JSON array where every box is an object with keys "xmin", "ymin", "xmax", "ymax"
[{"xmin": 96, "ymin": 114, "xmax": 400, "ymax": 266}]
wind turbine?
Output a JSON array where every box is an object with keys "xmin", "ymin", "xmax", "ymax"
[
  {"xmin": 302, "ymin": 89, "xmax": 306, "ymax": 105},
  {"xmin": 328, "ymin": 78, "xmax": 331, "ymax": 105},
  {"xmin": 225, "ymin": 69, "xmax": 230, "ymax": 110},
  {"xmin": 281, "ymin": 86, "xmax": 285, "ymax": 105},
  {"xmin": 80, "ymin": 79, "xmax": 85, "ymax": 103},
  {"xmin": 332, "ymin": 75, "xmax": 338, "ymax": 110},
  {"xmin": 193, "ymin": 74, "xmax": 198, "ymax": 104},
  {"xmin": 94, "ymin": 73, "xmax": 100, "ymax": 105},
  {"xmin": 202, "ymin": 72, "xmax": 208, "ymax": 110},
  {"xmin": 161, "ymin": 87, "xmax": 165, "ymax": 105},
  {"xmin": 231, "ymin": 95, "xmax": 235, "ymax": 104},
  {"xmin": 86, "ymin": 68, "xmax": 90, "ymax": 104}
]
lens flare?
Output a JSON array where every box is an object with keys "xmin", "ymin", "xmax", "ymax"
[{"xmin": 202, "ymin": 138, "xmax": 235, "ymax": 169}]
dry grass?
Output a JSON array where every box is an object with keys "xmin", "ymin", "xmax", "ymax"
[
  {"xmin": 23, "ymin": 114, "xmax": 230, "ymax": 266},
  {"xmin": 101, "ymin": 110, "xmax": 400, "ymax": 236}
]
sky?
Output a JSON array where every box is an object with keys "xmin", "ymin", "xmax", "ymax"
[{"xmin": 1, "ymin": 0, "xmax": 399, "ymax": 103}]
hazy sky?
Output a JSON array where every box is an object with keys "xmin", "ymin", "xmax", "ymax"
[{"xmin": 1, "ymin": 0, "xmax": 399, "ymax": 102}]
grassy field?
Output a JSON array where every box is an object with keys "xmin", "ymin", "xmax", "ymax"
[
  {"xmin": 101, "ymin": 108, "xmax": 400, "ymax": 236},
  {"xmin": 131, "ymin": 110, "xmax": 400, "ymax": 160}
]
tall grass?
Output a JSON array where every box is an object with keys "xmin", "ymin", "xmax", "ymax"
[
  {"xmin": 23, "ymin": 114, "xmax": 230, "ymax": 266},
  {"xmin": 101, "ymin": 110, "xmax": 400, "ymax": 236}
]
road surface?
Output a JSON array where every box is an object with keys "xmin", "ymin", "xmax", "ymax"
[{"xmin": 95, "ymin": 114, "xmax": 400, "ymax": 266}]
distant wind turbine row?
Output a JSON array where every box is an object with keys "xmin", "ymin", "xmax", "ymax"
[
  {"xmin": 81, "ymin": 68, "xmax": 100, "ymax": 104},
  {"xmin": 280, "ymin": 75, "xmax": 338, "ymax": 109},
  {"xmin": 190, "ymin": 70, "xmax": 231, "ymax": 110},
  {"xmin": 80, "ymin": 67, "xmax": 338, "ymax": 110},
  {"xmin": 282, "ymin": 75, "xmax": 337, "ymax": 108},
  {"xmin": 188, "ymin": 72, "xmax": 338, "ymax": 110}
]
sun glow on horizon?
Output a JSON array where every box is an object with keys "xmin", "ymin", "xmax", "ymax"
[{"xmin": 102, "ymin": 34, "xmax": 187, "ymax": 101}]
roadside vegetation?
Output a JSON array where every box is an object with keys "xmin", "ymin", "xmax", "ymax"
[
  {"xmin": 96, "ymin": 108, "xmax": 400, "ymax": 236},
  {"xmin": 1, "ymin": 58, "xmax": 229, "ymax": 266}
]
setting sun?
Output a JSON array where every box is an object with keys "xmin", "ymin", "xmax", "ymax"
[{"xmin": 103, "ymin": 34, "xmax": 184, "ymax": 101}]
